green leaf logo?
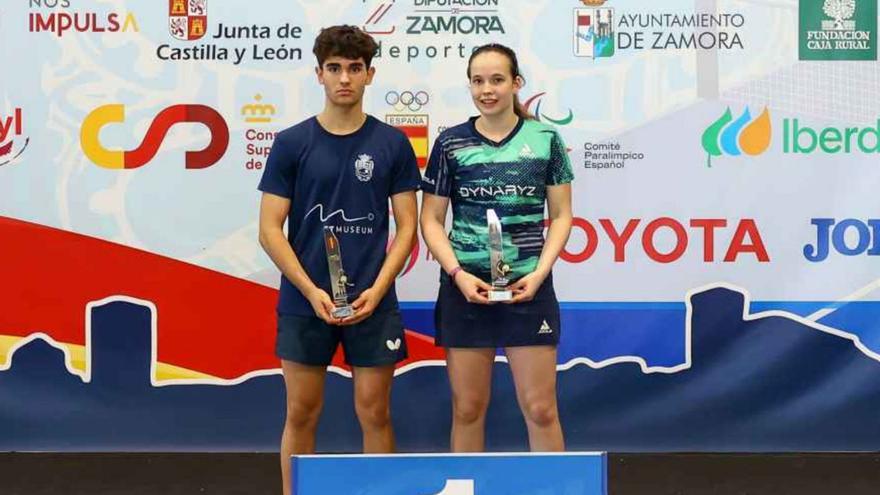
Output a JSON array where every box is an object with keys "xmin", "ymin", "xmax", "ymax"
[{"xmin": 701, "ymin": 108, "xmax": 733, "ymax": 168}]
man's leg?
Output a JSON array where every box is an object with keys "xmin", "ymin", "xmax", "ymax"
[
  {"xmin": 505, "ymin": 345, "xmax": 564, "ymax": 452},
  {"xmin": 352, "ymin": 364, "xmax": 396, "ymax": 453},
  {"xmin": 446, "ymin": 347, "xmax": 495, "ymax": 452},
  {"xmin": 280, "ymin": 360, "xmax": 327, "ymax": 495},
  {"xmin": 344, "ymin": 309, "xmax": 408, "ymax": 453}
]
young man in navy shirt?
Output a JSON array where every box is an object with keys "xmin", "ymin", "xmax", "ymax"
[{"xmin": 257, "ymin": 25, "xmax": 420, "ymax": 494}]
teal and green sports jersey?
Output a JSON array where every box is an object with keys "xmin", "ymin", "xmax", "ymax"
[{"xmin": 422, "ymin": 117, "xmax": 574, "ymax": 281}]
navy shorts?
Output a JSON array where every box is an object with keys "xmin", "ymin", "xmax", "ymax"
[
  {"xmin": 434, "ymin": 274, "xmax": 561, "ymax": 348},
  {"xmin": 276, "ymin": 310, "xmax": 407, "ymax": 367}
]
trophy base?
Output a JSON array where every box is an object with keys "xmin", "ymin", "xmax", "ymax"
[
  {"xmin": 488, "ymin": 289, "xmax": 512, "ymax": 302},
  {"xmin": 331, "ymin": 305, "xmax": 354, "ymax": 318}
]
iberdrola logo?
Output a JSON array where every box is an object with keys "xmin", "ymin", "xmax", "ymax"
[{"xmin": 701, "ymin": 107, "xmax": 771, "ymax": 167}]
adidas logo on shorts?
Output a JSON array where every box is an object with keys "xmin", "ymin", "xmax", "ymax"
[{"xmin": 538, "ymin": 320, "xmax": 553, "ymax": 334}]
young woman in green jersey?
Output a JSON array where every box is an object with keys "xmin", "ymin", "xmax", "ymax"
[{"xmin": 420, "ymin": 44, "xmax": 574, "ymax": 452}]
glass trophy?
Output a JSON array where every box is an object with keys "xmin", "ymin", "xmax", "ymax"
[
  {"xmin": 486, "ymin": 209, "xmax": 512, "ymax": 302},
  {"xmin": 323, "ymin": 227, "xmax": 354, "ymax": 318}
]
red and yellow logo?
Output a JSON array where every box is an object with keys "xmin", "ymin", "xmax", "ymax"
[{"xmin": 80, "ymin": 104, "xmax": 229, "ymax": 169}]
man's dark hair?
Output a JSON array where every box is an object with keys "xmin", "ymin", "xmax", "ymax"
[{"xmin": 313, "ymin": 25, "xmax": 379, "ymax": 68}]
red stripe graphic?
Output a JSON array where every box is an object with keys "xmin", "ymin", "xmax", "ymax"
[{"xmin": 0, "ymin": 217, "xmax": 444, "ymax": 379}]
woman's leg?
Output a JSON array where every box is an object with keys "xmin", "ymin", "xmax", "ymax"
[
  {"xmin": 505, "ymin": 345, "xmax": 564, "ymax": 451},
  {"xmin": 446, "ymin": 347, "xmax": 496, "ymax": 452}
]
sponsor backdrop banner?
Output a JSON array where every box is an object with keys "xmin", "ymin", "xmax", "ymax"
[{"xmin": 2, "ymin": 0, "xmax": 880, "ymax": 451}]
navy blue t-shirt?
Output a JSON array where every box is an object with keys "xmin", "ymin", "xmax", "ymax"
[{"xmin": 258, "ymin": 115, "xmax": 421, "ymax": 316}]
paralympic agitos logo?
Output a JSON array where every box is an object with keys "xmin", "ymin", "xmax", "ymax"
[
  {"xmin": 80, "ymin": 104, "xmax": 229, "ymax": 169},
  {"xmin": 522, "ymin": 93, "xmax": 574, "ymax": 126}
]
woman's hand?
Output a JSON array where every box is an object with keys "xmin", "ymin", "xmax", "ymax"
[
  {"xmin": 454, "ymin": 271, "xmax": 493, "ymax": 304},
  {"xmin": 507, "ymin": 270, "xmax": 548, "ymax": 304}
]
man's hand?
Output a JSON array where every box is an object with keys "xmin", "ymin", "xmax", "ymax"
[
  {"xmin": 305, "ymin": 286, "xmax": 341, "ymax": 325},
  {"xmin": 339, "ymin": 286, "xmax": 383, "ymax": 325}
]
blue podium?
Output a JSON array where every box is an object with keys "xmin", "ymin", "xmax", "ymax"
[{"xmin": 291, "ymin": 452, "xmax": 607, "ymax": 495}]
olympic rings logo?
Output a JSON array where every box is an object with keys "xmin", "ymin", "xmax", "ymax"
[{"xmin": 385, "ymin": 90, "xmax": 430, "ymax": 112}]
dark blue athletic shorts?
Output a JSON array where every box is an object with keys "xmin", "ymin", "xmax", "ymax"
[
  {"xmin": 276, "ymin": 309, "xmax": 407, "ymax": 367},
  {"xmin": 434, "ymin": 274, "xmax": 561, "ymax": 348}
]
